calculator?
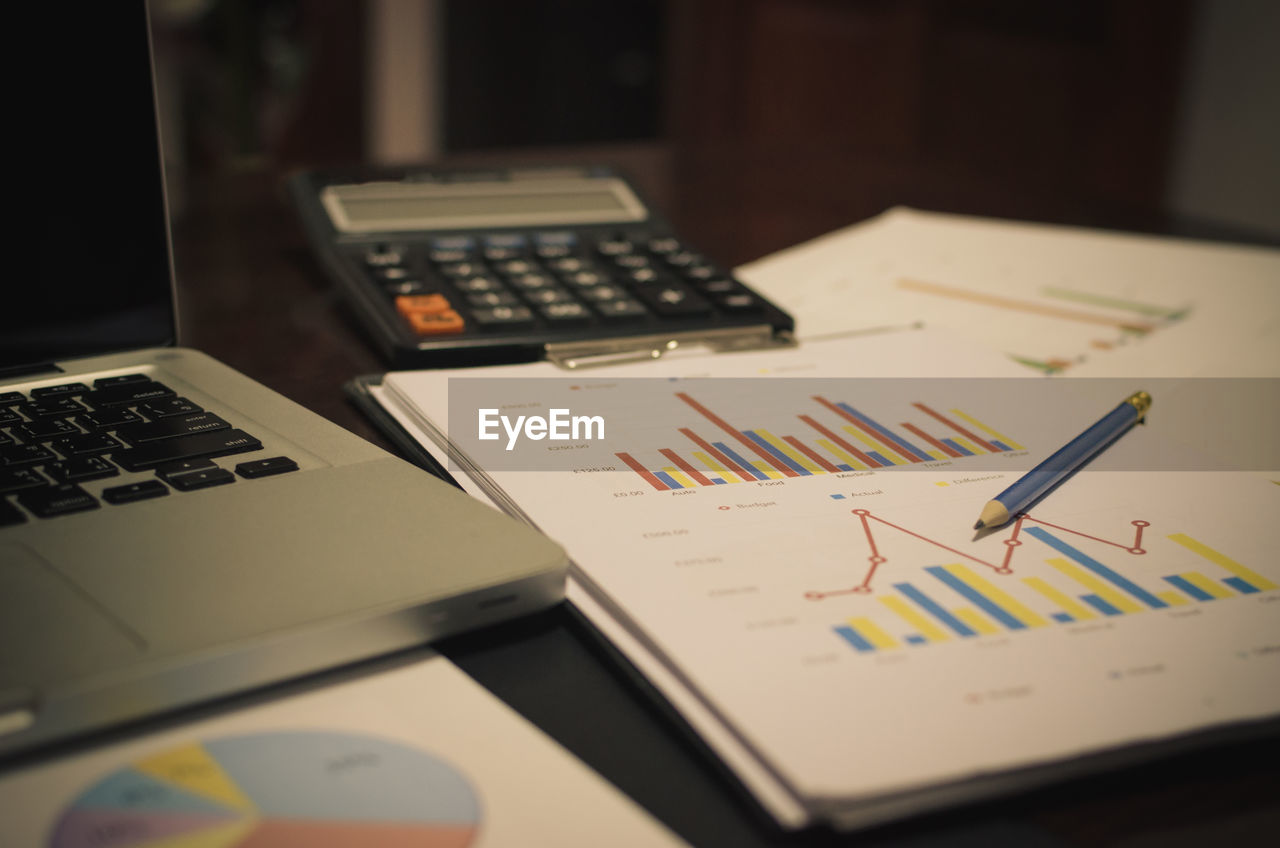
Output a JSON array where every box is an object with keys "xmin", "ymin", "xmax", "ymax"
[{"xmin": 287, "ymin": 165, "xmax": 795, "ymax": 368}]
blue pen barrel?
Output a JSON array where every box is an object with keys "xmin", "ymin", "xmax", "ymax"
[{"xmin": 992, "ymin": 399, "xmax": 1142, "ymax": 514}]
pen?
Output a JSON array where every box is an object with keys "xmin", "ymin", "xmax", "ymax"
[{"xmin": 973, "ymin": 390, "xmax": 1152, "ymax": 530}]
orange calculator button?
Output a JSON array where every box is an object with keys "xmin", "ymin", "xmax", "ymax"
[
  {"xmin": 405, "ymin": 309, "xmax": 466, "ymax": 335},
  {"xmin": 395, "ymin": 293, "xmax": 451, "ymax": 317}
]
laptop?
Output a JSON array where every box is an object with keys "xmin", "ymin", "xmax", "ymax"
[{"xmin": 0, "ymin": 3, "xmax": 566, "ymax": 759}]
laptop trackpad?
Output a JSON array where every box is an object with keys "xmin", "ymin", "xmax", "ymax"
[{"xmin": 0, "ymin": 543, "xmax": 144, "ymax": 691}]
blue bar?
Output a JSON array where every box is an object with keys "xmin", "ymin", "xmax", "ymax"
[
  {"xmin": 744, "ymin": 431, "xmax": 810, "ymax": 476},
  {"xmin": 834, "ymin": 625, "xmax": 875, "ymax": 652},
  {"xmin": 653, "ymin": 471, "xmax": 683, "ymax": 489},
  {"xmin": 867, "ymin": 451, "xmax": 893, "ymax": 466},
  {"xmin": 1165, "ymin": 575, "xmax": 1214, "ymax": 601},
  {"xmin": 941, "ymin": 438, "xmax": 974, "ymax": 456},
  {"xmin": 710, "ymin": 478, "xmax": 727, "ymax": 485},
  {"xmin": 1025, "ymin": 527, "xmax": 1168, "ymax": 609},
  {"xmin": 712, "ymin": 442, "xmax": 766, "ymax": 480},
  {"xmin": 925, "ymin": 567, "xmax": 1027, "ymax": 630},
  {"xmin": 830, "ymin": 494, "xmax": 846, "ymax": 500},
  {"xmin": 905, "ymin": 634, "xmax": 927, "ymax": 645},
  {"xmin": 835, "ymin": 402, "xmax": 929, "ymax": 461},
  {"xmin": 835, "ymin": 464, "xmax": 854, "ymax": 472},
  {"xmin": 1051, "ymin": 611, "xmax": 1074, "ymax": 623},
  {"xmin": 991, "ymin": 440, "xmax": 1013, "ymax": 451},
  {"xmin": 895, "ymin": 582, "xmax": 976, "ymax": 637},
  {"xmin": 1082, "ymin": 594, "xmax": 1123, "ymax": 616},
  {"xmin": 1224, "ymin": 576, "xmax": 1260, "ymax": 594}
]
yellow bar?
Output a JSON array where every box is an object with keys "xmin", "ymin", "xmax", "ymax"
[
  {"xmin": 848, "ymin": 617, "xmax": 898, "ymax": 649},
  {"xmin": 841, "ymin": 426, "xmax": 906, "ymax": 465},
  {"xmin": 880, "ymin": 596, "xmax": 950, "ymax": 642},
  {"xmin": 1178, "ymin": 571, "xmax": 1233, "ymax": 599},
  {"xmin": 1046, "ymin": 557, "xmax": 1143, "ymax": 613},
  {"xmin": 1156, "ymin": 590, "xmax": 1191, "ymax": 607},
  {"xmin": 951, "ymin": 436, "xmax": 985, "ymax": 456},
  {"xmin": 1168, "ymin": 533, "xmax": 1276, "ymax": 590},
  {"xmin": 924, "ymin": 450, "xmax": 945, "ymax": 461},
  {"xmin": 756, "ymin": 429, "xmax": 823, "ymax": 474},
  {"xmin": 693, "ymin": 451, "xmax": 737, "ymax": 484},
  {"xmin": 949, "ymin": 408, "xmax": 1025, "ymax": 450},
  {"xmin": 662, "ymin": 467, "xmax": 697, "ymax": 489},
  {"xmin": 816, "ymin": 439, "xmax": 867, "ymax": 470},
  {"xmin": 954, "ymin": 607, "xmax": 1000, "ymax": 635},
  {"xmin": 1023, "ymin": 577, "xmax": 1097, "ymax": 620},
  {"xmin": 750, "ymin": 461, "xmax": 782, "ymax": 480},
  {"xmin": 946, "ymin": 564, "xmax": 1050, "ymax": 628}
]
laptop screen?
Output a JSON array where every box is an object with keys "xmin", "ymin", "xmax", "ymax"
[{"xmin": 1, "ymin": 2, "xmax": 177, "ymax": 372}]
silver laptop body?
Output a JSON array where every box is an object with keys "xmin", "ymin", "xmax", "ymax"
[{"xmin": 0, "ymin": 3, "xmax": 566, "ymax": 759}]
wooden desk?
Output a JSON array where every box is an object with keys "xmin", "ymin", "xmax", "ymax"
[{"xmin": 169, "ymin": 153, "xmax": 1279, "ymax": 848}]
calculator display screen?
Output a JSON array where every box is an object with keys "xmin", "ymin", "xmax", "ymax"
[{"xmin": 321, "ymin": 177, "xmax": 648, "ymax": 233}]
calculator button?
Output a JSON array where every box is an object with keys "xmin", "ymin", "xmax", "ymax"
[
  {"xmin": 364, "ymin": 245, "xmax": 407, "ymax": 267},
  {"xmin": 562, "ymin": 271, "xmax": 608, "ymax": 288},
  {"xmin": 439, "ymin": 262, "xmax": 487, "ymax": 277},
  {"xmin": 493, "ymin": 259, "xmax": 539, "ymax": 276},
  {"xmin": 534, "ymin": 231, "xmax": 577, "ymax": 258},
  {"xmin": 453, "ymin": 275, "xmax": 505, "ymax": 294},
  {"xmin": 717, "ymin": 292, "xmax": 764, "ymax": 312},
  {"xmin": 405, "ymin": 310, "xmax": 466, "ymax": 335},
  {"xmin": 547, "ymin": 257, "xmax": 594, "ymax": 274},
  {"xmin": 613, "ymin": 254, "xmax": 651, "ymax": 269},
  {"xmin": 523, "ymin": 288, "xmax": 575, "ymax": 305},
  {"xmin": 682, "ymin": 264, "xmax": 718, "ymax": 281},
  {"xmin": 579, "ymin": 284, "xmax": 628, "ymax": 302},
  {"xmin": 596, "ymin": 238, "xmax": 634, "ymax": 256},
  {"xmin": 635, "ymin": 283, "xmax": 713, "ymax": 317},
  {"xmin": 383, "ymin": 279, "xmax": 432, "ymax": 295},
  {"xmin": 372, "ymin": 266, "xmax": 414, "ymax": 282},
  {"xmin": 626, "ymin": 267, "xmax": 662, "ymax": 285},
  {"xmin": 395, "ymin": 293, "xmax": 453, "ymax": 317},
  {"xmin": 594, "ymin": 298, "xmax": 649, "ymax": 320},
  {"xmin": 509, "ymin": 273, "xmax": 557, "ymax": 291},
  {"xmin": 647, "ymin": 236, "xmax": 681, "ymax": 254},
  {"xmin": 664, "ymin": 250, "xmax": 702, "ymax": 268},
  {"xmin": 431, "ymin": 235, "xmax": 476, "ymax": 251},
  {"xmin": 468, "ymin": 291, "xmax": 520, "ymax": 308},
  {"xmin": 537, "ymin": 302, "xmax": 591, "ymax": 323},
  {"xmin": 695, "ymin": 277, "xmax": 738, "ymax": 294},
  {"xmin": 429, "ymin": 248, "xmax": 472, "ymax": 264},
  {"xmin": 472, "ymin": 305, "xmax": 536, "ymax": 329}
]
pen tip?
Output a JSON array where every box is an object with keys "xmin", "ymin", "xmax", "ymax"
[{"xmin": 973, "ymin": 520, "xmax": 985, "ymax": 530}]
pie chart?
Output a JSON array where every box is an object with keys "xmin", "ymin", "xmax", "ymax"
[{"xmin": 49, "ymin": 730, "xmax": 481, "ymax": 847}]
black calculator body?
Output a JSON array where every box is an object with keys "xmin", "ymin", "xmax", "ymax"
[{"xmin": 288, "ymin": 165, "xmax": 794, "ymax": 369}]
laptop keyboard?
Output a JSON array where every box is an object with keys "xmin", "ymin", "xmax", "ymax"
[{"xmin": 0, "ymin": 374, "xmax": 298, "ymax": 525}]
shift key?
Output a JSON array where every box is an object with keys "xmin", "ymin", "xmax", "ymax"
[{"xmin": 113, "ymin": 429, "xmax": 262, "ymax": 471}]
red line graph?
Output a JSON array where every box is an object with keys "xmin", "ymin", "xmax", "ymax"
[{"xmin": 804, "ymin": 509, "xmax": 1149, "ymax": 600}]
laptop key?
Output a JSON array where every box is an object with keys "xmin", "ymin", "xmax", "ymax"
[
  {"xmin": 155, "ymin": 458, "xmax": 218, "ymax": 481},
  {"xmin": 51, "ymin": 432, "xmax": 122, "ymax": 458},
  {"xmin": 81, "ymin": 380, "xmax": 175, "ymax": 409},
  {"xmin": 31, "ymin": 382, "xmax": 90, "ymax": 398},
  {"xmin": 102, "ymin": 479, "xmax": 170, "ymax": 504},
  {"xmin": 78, "ymin": 408, "xmax": 143, "ymax": 430},
  {"xmin": 44, "ymin": 456, "xmax": 119, "ymax": 483},
  {"xmin": 93, "ymin": 373, "xmax": 151, "ymax": 388},
  {"xmin": 235, "ymin": 456, "xmax": 299, "ymax": 479},
  {"xmin": 0, "ymin": 468, "xmax": 47, "ymax": 494},
  {"xmin": 112, "ymin": 429, "xmax": 262, "ymax": 471},
  {"xmin": 17, "ymin": 483, "xmax": 99, "ymax": 518},
  {"xmin": 15, "ymin": 418, "xmax": 80, "ymax": 442},
  {"xmin": 116, "ymin": 412, "xmax": 229, "ymax": 445},
  {"xmin": 138, "ymin": 397, "xmax": 203, "ymax": 419},
  {"xmin": 168, "ymin": 468, "xmax": 237, "ymax": 491},
  {"xmin": 0, "ymin": 444, "xmax": 57, "ymax": 468}
]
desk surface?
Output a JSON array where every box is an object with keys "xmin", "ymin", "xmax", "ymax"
[{"xmin": 169, "ymin": 152, "xmax": 1279, "ymax": 848}]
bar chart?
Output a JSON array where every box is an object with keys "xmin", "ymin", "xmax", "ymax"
[
  {"xmin": 615, "ymin": 391, "xmax": 1024, "ymax": 491},
  {"xmin": 826, "ymin": 511, "xmax": 1276, "ymax": 654}
]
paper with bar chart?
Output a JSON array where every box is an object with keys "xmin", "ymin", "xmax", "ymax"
[{"xmin": 382, "ymin": 332, "xmax": 1280, "ymax": 827}]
